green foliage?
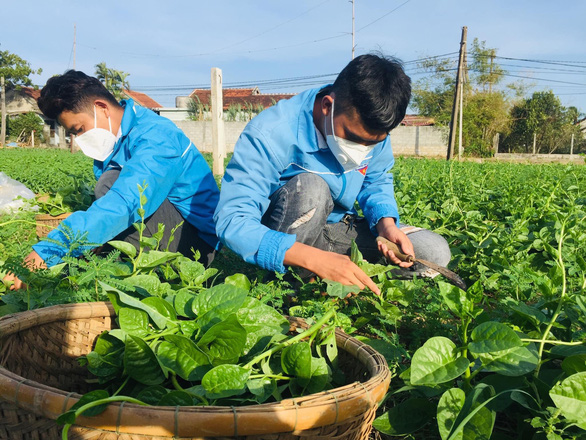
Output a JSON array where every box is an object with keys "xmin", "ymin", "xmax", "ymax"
[
  {"xmin": 187, "ymin": 95, "xmax": 210, "ymax": 121},
  {"xmin": 502, "ymin": 91, "xmax": 583, "ymax": 154},
  {"xmin": 411, "ymin": 39, "xmax": 585, "ymax": 157},
  {"xmin": 0, "ymin": 49, "xmax": 42, "ymax": 89},
  {"xmin": 35, "ymin": 176, "xmax": 95, "ymax": 215},
  {"xmin": 6, "ymin": 112, "xmax": 45, "ymax": 144},
  {"xmin": 95, "ymin": 62, "xmax": 130, "ymax": 101},
  {"xmin": 1, "ymin": 155, "xmax": 586, "ymax": 440},
  {"xmin": 60, "ymin": 280, "xmax": 340, "ymax": 434},
  {"xmin": 0, "ymin": 148, "xmax": 95, "ymax": 193}
]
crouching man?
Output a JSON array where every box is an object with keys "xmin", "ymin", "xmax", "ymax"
[
  {"xmin": 4, "ymin": 70, "xmax": 219, "ymax": 289},
  {"xmin": 214, "ymin": 54, "xmax": 451, "ymax": 294}
]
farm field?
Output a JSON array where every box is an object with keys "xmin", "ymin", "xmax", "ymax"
[{"xmin": 0, "ymin": 147, "xmax": 585, "ymax": 439}]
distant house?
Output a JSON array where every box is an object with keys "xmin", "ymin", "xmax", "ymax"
[
  {"xmin": 122, "ymin": 90, "xmax": 162, "ymax": 109},
  {"xmin": 4, "ymin": 87, "xmax": 161, "ymax": 146},
  {"xmin": 400, "ymin": 115, "xmax": 435, "ymax": 127},
  {"xmin": 4, "ymin": 87, "xmax": 58, "ymax": 145},
  {"xmin": 188, "ymin": 87, "xmax": 295, "ymax": 111},
  {"xmin": 5, "ymin": 86, "xmax": 42, "ymax": 116},
  {"xmin": 157, "ymin": 87, "xmax": 295, "ymax": 122}
]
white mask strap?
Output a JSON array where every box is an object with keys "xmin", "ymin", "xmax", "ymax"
[{"xmin": 93, "ymin": 105, "xmax": 112, "ymax": 133}]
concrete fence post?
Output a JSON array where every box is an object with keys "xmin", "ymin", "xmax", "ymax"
[
  {"xmin": 0, "ymin": 77, "xmax": 6, "ymax": 147},
  {"xmin": 211, "ymin": 67, "xmax": 226, "ymax": 176}
]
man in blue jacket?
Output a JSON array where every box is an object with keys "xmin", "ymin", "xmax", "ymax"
[
  {"xmin": 214, "ymin": 54, "xmax": 451, "ymax": 294},
  {"xmin": 5, "ymin": 70, "xmax": 219, "ymax": 289}
]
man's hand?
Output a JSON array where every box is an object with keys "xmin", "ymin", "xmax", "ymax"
[
  {"xmin": 2, "ymin": 251, "xmax": 47, "ymax": 291},
  {"xmin": 376, "ymin": 217, "xmax": 414, "ymax": 268},
  {"xmin": 284, "ymin": 242, "xmax": 380, "ymax": 295}
]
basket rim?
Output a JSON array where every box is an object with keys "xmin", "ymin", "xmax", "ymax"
[
  {"xmin": 34, "ymin": 212, "xmax": 72, "ymax": 220},
  {"xmin": 0, "ymin": 301, "xmax": 391, "ymax": 437}
]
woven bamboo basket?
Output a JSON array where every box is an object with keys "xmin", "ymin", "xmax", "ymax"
[
  {"xmin": 0, "ymin": 302, "xmax": 390, "ymax": 440},
  {"xmin": 35, "ymin": 213, "xmax": 71, "ymax": 238}
]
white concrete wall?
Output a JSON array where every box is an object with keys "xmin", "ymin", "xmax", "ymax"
[
  {"xmin": 174, "ymin": 120, "xmax": 247, "ymax": 152},
  {"xmin": 495, "ymin": 153, "xmax": 584, "ymax": 164},
  {"xmin": 390, "ymin": 125, "xmax": 448, "ymax": 158},
  {"xmin": 174, "ymin": 120, "xmax": 448, "ymax": 157}
]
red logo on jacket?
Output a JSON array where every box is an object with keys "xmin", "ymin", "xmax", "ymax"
[{"xmin": 357, "ymin": 165, "xmax": 368, "ymax": 175}]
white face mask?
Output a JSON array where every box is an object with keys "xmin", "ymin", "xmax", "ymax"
[
  {"xmin": 74, "ymin": 106, "xmax": 117, "ymax": 161},
  {"xmin": 325, "ymin": 100, "xmax": 375, "ymax": 172}
]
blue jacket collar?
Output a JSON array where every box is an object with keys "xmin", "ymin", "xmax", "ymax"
[
  {"xmin": 119, "ymin": 99, "xmax": 138, "ymax": 137},
  {"xmin": 297, "ymin": 86, "xmax": 330, "ymax": 153}
]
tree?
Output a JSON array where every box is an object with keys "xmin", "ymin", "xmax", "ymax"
[
  {"xmin": 411, "ymin": 39, "xmax": 513, "ymax": 157},
  {"xmin": 502, "ymin": 91, "xmax": 582, "ymax": 154},
  {"xmin": 7, "ymin": 112, "xmax": 45, "ymax": 144},
  {"xmin": 95, "ymin": 62, "xmax": 130, "ymax": 101},
  {"xmin": 0, "ymin": 50, "xmax": 42, "ymax": 89}
]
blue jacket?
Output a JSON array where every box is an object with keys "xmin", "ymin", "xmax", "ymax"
[
  {"xmin": 214, "ymin": 86, "xmax": 399, "ymax": 273},
  {"xmin": 33, "ymin": 100, "xmax": 219, "ymax": 266}
]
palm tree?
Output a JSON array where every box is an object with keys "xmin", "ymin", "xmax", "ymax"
[{"xmin": 94, "ymin": 62, "xmax": 130, "ymax": 101}]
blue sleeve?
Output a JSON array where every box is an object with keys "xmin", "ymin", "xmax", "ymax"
[
  {"xmin": 356, "ymin": 138, "xmax": 400, "ymax": 233},
  {"xmin": 213, "ymin": 124, "xmax": 296, "ymax": 273},
  {"xmin": 33, "ymin": 132, "xmax": 184, "ymax": 266}
]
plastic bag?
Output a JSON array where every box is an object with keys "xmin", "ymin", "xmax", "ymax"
[{"xmin": 0, "ymin": 172, "xmax": 36, "ymax": 213}]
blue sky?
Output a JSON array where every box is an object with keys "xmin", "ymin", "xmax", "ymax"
[{"xmin": 2, "ymin": 0, "xmax": 585, "ymax": 112}]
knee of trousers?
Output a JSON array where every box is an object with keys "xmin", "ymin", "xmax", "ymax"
[
  {"xmin": 408, "ymin": 229, "xmax": 452, "ymax": 267},
  {"xmin": 94, "ymin": 169, "xmax": 121, "ymax": 199},
  {"xmin": 285, "ymin": 173, "xmax": 333, "ymax": 214}
]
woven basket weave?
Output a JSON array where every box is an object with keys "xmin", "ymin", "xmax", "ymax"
[
  {"xmin": 35, "ymin": 213, "xmax": 71, "ymax": 238},
  {"xmin": 0, "ymin": 302, "xmax": 390, "ymax": 440}
]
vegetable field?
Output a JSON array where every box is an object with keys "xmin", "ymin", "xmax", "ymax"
[{"xmin": 0, "ymin": 148, "xmax": 585, "ymax": 440}]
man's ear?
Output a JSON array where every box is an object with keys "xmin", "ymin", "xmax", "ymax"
[
  {"xmin": 321, "ymin": 94, "xmax": 334, "ymax": 117},
  {"xmin": 94, "ymin": 99, "xmax": 110, "ymax": 118}
]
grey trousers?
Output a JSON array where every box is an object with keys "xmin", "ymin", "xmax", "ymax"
[
  {"xmin": 95, "ymin": 170, "xmax": 215, "ymax": 265},
  {"xmin": 261, "ymin": 173, "xmax": 451, "ymax": 278}
]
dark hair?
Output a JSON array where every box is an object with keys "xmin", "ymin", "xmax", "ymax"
[
  {"xmin": 37, "ymin": 70, "xmax": 120, "ymax": 120},
  {"xmin": 331, "ymin": 53, "xmax": 411, "ymax": 132}
]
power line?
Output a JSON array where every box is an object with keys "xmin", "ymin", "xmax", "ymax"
[
  {"xmin": 211, "ymin": 0, "xmax": 333, "ymax": 53},
  {"xmin": 476, "ymin": 54, "xmax": 586, "ymax": 69},
  {"xmin": 469, "ymin": 69, "xmax": 586, "ymax": 87},
  {"xmin": 357, "ymin": 0, "xmax": 412, "ymax": 32}
]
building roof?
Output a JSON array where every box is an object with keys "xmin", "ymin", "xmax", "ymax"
[
  {"xmin": 400, "ymin": 115, "xmax": 435, "ymax": 126},
  {"xmin": 189, "ymin": 88, "xmax": 295, "ymax": 110},
  {"xmin": 123, "ymin": 90, "xmax": 162, "ymax": 109},
  {"xmin": 20, "ymin": 87, "xmax": 41, "ymax": 100},
  {"xmin": 5, "ymin": 87, "xmax": 42, "ymax": 116}
]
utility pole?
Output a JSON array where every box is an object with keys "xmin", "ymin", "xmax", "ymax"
[
  {"xmin": 1, "ymin": 77, "xmax": 6, "ymax": 147},
  {"xmin": 211, "ymin": 67, "xmax": 226, "ymax": 176},
  {"xmin": 447, "ymin": 26, "xmax": 467, "ymax": 161},
  {"xmin": 351, "ymin": 0, "xmax": 355, "ymax": 59},
  {"xmin": 488, "ymin": 49, "xmax": 495, "ymax": 94},
  {"xmin": 458, "ymin": 79, "xmax": 463, "ymax": 160},
  {"xmin": 73, "ymin": 24, "xmax": 76, "ymax": 69}
]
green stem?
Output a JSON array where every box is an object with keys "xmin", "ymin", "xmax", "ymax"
[
  {"xmin": 112, "ymin": 376, "xmax": 130, "ymax": 397},
  {"xmin": 522, "ymin": 338, "xmax": 584, "ymax": 346},
  {"xmin": 244, "ymin": 308, "xmax": 336, "ymax": 370},
  {"xmin": 171, "ymin": 373, "xmax": 185, "ymax": 392},
  {"xmin": 460, "ymin": 317, "xmax": 472, "ymax": 386},
  {"xmin": 249, "ymin": 374, "xmax": 291, "ymax": 381},
  {"xmin": 171, "ymin": 374, "xmax": 208, "ymax": 404},
  {"xmin": 143, "ymin": 330, "xmax": 178, "ymax": 342},
  {"xmin": 61, "ymin": 396, "xmax": 148, "ymax": 440},
  {"xmin": 0, "ymin": 219, "xmax": 42, "ymax": 228},
  {"xmin": 535, "ymin": 220, "xmax": 567, "ymax": 377}
]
